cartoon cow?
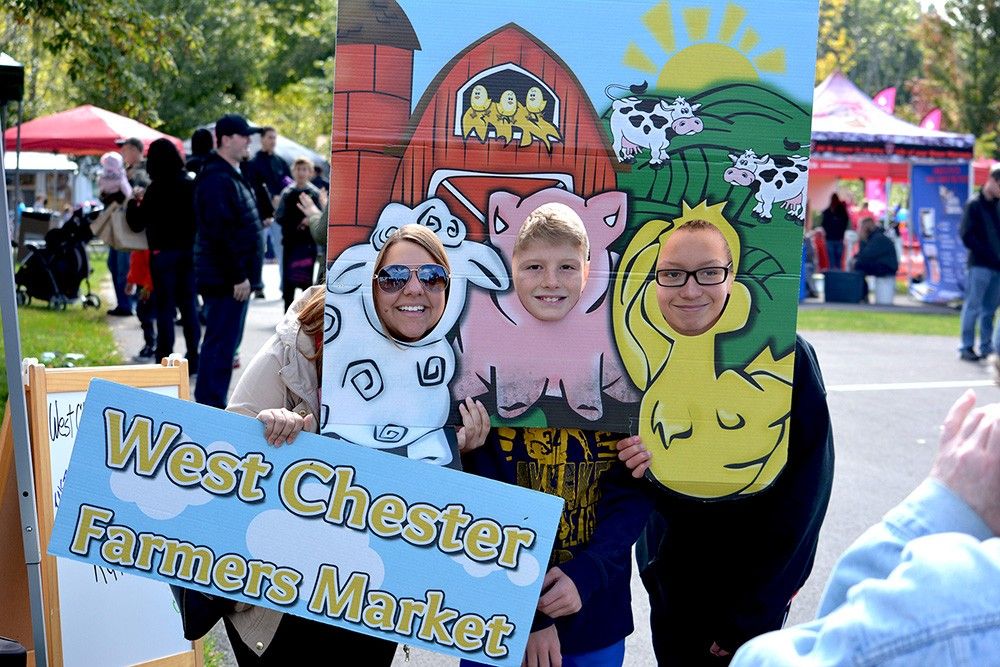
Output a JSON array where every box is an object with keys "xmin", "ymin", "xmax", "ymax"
[
  {"xmin": 607, "ymin": 82, "xmax": 703, "ymax": 168},
  {"xmin": 321, "ymin": 198, "xmax": 509, "ymax": 465},
  {"xmin": 724, "ymin": 149, "xmax": 809, "ymax": 222},
  {"xmin": 452, "ymin": 187, "xmax": 640, "ymax": 422}
]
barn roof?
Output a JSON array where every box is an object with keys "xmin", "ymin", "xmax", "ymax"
[{"xmin": 337, "ymin": 0, "xmax": 421, "ymax": 51}]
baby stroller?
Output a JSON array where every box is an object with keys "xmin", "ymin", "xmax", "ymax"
[{"xmin": 15, "ymin": 204, "xmax": 102, "ymax": 310}]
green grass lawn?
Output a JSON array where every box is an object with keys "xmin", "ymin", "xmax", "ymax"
[
  {"xmin": 1, "ymin": 249, "xmax": 121, "ymax": 420},
  {"xmin": 797, "ymin": 308, "xmax": 959, "ymax": 336}
]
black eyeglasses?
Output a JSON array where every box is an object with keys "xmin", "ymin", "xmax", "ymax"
[
  {"xmin": 374, "ymin": 264, "xmax": 450, "ymax": 293},
  {"xmin": 654, "ymin": 264, "xmax": 732, "ymax": 287}
]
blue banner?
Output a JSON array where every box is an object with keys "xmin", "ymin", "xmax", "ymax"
[
  {"xmin": 49, "ymin": 381, "xmax": 563, "ymax": 665},
  {"xmin": 910, "ymin": 163, "xmax": 970, "ymax": 303}
]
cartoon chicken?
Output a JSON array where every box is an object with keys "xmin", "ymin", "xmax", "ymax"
[
  {"xmin": 486, "ymin": 89, "xmax": 518, "ymax": 144},
  {"xmin": 513, "ymin": 86, "xmax": 562, "ymax": 151},
  {"xmin": 461, "ymin": 84, "xmax": 492, "ymax": 142}
]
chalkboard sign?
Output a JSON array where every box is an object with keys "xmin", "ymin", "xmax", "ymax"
[{"xmin": 4, "ymin": 359, "xmax": 200, "ymax": 667}]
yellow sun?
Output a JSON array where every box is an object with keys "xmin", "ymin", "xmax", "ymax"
[{"xmin": 624, "ymin": 1, "xmax": 786, "ymax": 93}]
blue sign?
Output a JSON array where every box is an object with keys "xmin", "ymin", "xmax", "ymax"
[
  {"xmin": 49, "ymin": 381, "xmax": 563, "ymax": 665},
  {"xmin": 910, "ymin": 163, "xmax": 970, "ymax": 303}
]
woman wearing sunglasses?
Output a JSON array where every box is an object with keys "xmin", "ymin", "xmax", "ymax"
[{"xmin": 181, "ymin": 224, "xmax": 490, "ymax": 665}]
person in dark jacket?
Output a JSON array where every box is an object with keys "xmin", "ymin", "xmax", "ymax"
[
  {"xmin": 852, "ymin": 218, "xmax": 898, "ymax": 278},
  {"xmin": 244, "ymin": 126, "xmax": 290, "ymax": 284},
  {"xmin": 184, "ymin": 128, "xmax": 214, "ymax": 177},
  {"xmin": 192, "ymin": 114, "xmax": 263, "ymax": 408},
  {"xmin": 958, "ymin": 165, "xmax": 1000, "ymax": 361},
  {"xmin": 820, "ymin": 194, "xmax": 849, "ymax": 271},
  {"xmin": 273, "ymin": 156, "xmax": 321, "ymax": 311},
  {"xmin": 617, "ymin": 336, "xmax": 834, "ymax": 666},
  {"xmin": 126, "ymin": 138, "xmax": 201, "ymax": 372}
]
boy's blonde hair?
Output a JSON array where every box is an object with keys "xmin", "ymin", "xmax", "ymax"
[
  {"xmin": 513, "ymin": 202, "xmax": 590, "ymax": 259},
  {"xmin": 292, "ymin": 156, "xmax": 314, "ymax": 170}
]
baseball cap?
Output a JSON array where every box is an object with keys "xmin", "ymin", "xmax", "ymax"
[
  {"xmin": 215, "ymin": 114, "xmax": 262, "ymax": 139},
  {"xmin": 115, "ymin": 137, "xmax": 144, "ymax": 152}
]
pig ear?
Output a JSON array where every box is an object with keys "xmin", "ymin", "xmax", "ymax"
[
  {"xmin": 455, "ymin": 240, "xmax": 510, "ymax": 291},
  {"xmin": 584, "ymin": 191, "xmax": 628, "ymax": 243},
  {"xmin": 488, "ymin": 191, "xmax": 523, "ymax": 238},
  {"xmin": 327, "ymin": 244, "xmax": 373, "ymax": 294}
]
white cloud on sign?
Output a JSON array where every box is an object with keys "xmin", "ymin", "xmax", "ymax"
[
  {"xmin": 110, "ymin": 439, "xmax": 236, "ymax": 520},
  {"xmin": 245, "ymin": 483, "xmax": 385, "ymax": 592}
]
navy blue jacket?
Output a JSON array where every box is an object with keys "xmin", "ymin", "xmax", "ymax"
[
  {"xmin": 853, "ymin": 227, "xmax": 898, "ymax": 277},
  {"xmin": 193, "ymin": 153, "xmax": 263, "ymax": 296},
  {"xmin": 463, "ymin": 427, "xmax": 654, "ymax": 654},
  {"xmin": 960, "ymin": 188, "xmax": 1000, "ymax": 270}
]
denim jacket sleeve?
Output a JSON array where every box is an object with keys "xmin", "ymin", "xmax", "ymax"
[{"xmin": 730, "ymin": 479, "xmax": 1000, "ymax": 666}]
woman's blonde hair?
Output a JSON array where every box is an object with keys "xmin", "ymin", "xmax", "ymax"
[
  {"xmin": 373, "ymin": 224, "xmax": 451, "ymax": 275},
  {"xmin": 298, "ymin": 224, "xmax": 452, "ymax": 353}
]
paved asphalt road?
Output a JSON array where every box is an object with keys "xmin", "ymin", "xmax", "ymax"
[{"xmin": 108, "ymin": 272, "xmax": 992, "ymax": 666}]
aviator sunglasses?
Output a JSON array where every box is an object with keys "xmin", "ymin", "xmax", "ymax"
[{"xmin": 374, "ymin": 263, "xmax": 450, "ymax": 293}]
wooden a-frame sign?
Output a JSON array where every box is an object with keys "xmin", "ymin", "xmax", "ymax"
[{"xmin": 0, "ymin": 358, "xmax": 202, "ymax": 667}]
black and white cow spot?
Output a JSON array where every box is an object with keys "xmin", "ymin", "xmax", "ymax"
[
  {"xmin": 759, "ymin": 169, "xmax": 778, "ymax": 183},
  {"xmin": 417, "ymin": 356, "xmax": 447, "ymax": 387},
  {"xmin": 634, "ymin": 99, "xmax": 659, "ymax": 114},
  {"xmin": 642, "ymin": 125, "xmax": 651, "ymax": 135},
  {"xmin": 373, "ymin": 424, "xmax": 408, "ymax": 444},
  {"xmin": 783, "ymin": 170, "xmax": 799, "ymax": 183},
  {"xmin": 343, "ymin": 359, "xmax": 384, "ymax": 401},
  {"xmin": 649, "ymin": 114, "xmax": 669, "ymax": 129},
  {"xmin": 629, "ymin": 115, "xmax": 644, "ymax": 128},
  {"xmin": 324, "ymin": 304, "xmax": 342, "ymax": 344}
]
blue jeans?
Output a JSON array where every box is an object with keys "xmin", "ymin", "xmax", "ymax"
[
  {"xmin": 826, "ymin": 240, "xmax": 844, "ymax": 271},
  {"xmin": 460, "ymin": 639, "xmax": 624, "ymax": 667},
  {"xmin": 151, "ymin": 250, "xmax": 201, "ymax": 370},
  {"xmin": 107, "ymin": 248, "xmax": 133, "ymax": 312},
  {"xmin": 959, "ymin": 265, "xmax": 1000, "ymax": 355},
  {"xmin": 194, "ymin": 295, "xmax": 248, "ymax": 408}
]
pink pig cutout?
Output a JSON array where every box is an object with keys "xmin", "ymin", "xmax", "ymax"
[{"xmin": 452, "ymin": 187, "xmax": 640, "ymax": 421}]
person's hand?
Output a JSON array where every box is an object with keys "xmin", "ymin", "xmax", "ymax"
[
  {"xmin": 257, "ymin": 408, "xmax": 316, "ymax": 446},
  {"xmin": 522, "ymin": 624, "xmax": 560, "ymax": 667},
  {"xmin": 616, "ymin": 435, "xmax": 651, "ymax": 478},
  {"xmin": 233, "ymin": 279, "xmax": 251, "ymax": 301},
  {"xmin": 456, "ymin": 397, "xmax": 489, "ymax": 453},
  {"xmin": 261, "ymin": 216, "xmax": 274, "ymax": 228},
  {"xmin": 537, "ymin": 567, "xmax": 581, "ymax": 618},
  {"xmin": 931, "ymin": 389, "xmax": 1000, "ymax": 533},
  {"xmin": 296, "ymin": 191, "xmax": 321, "ymax": 219},
  {"xmin": 709, "ymin": 642, "xmax": 731, "ymax": 658}
]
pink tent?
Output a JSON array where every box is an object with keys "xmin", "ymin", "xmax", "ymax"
[
  {"xmin": 3, "ymin": 104, "xmax": 184, "ymax": 156},
  {"xmin": 811, "ymin": 71, "xmax": 973, "ymax": 162}
]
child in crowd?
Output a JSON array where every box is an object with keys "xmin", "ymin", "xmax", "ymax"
[
  {"xmin": 273, "ymin": 157, "xmax": 322, "ymax": 311},
  {"xmin": 98, "ymin": 151, "xmax": 132, "ymax": 206},
  {"xmin": 126, "ymin": 249, "xmax": 156, "ymax": 361},
  {"xmin": 463, "ymin": 203, "xmax": 651, "ymax": 667}
]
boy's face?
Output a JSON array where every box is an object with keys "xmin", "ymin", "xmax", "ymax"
[
  {"xmin": 293, "ymin": 163, "xmax": 312, "ymax": 186},
  {"xmin": 655, "ymin": 227, "xmax": 734, "ymax": 336},
  {"xmin": 512, "ymin": 239, "xmax": 589, "ymax": 321}
]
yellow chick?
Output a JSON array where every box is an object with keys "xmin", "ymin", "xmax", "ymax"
[
  {"xmin": 462, "ymin": 85, "xmax": 492, "ymax": 142},
  {"xmin": 513, "ymin": 85, "xmax": 562, "ymax": 151},
  {"xmin": 487, "ymin": 89, "xmax": 518, "ymax": 144}
]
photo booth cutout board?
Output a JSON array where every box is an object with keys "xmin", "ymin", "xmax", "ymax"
[
  {"xmin": 49, "ymin": 380, "xmax": 563, "ymax": 666},
  {"xmin": 323, "ymin": 0, "xmax": 819, "ymax": 499},
  {"xmin": 0, "ymin": 360, "xmax": 200, "ymax": 667}
]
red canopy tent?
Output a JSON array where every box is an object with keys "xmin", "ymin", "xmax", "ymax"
[{"xmin": 2, "ymin": 104, "xmax": 184, "ymax": 156}]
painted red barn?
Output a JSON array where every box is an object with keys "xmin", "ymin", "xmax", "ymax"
[
  {"xmin": 327, "ymin": 3, "xmax": 619, "ymax": 257},
  {"xmin": 391, "ymin": 23, "xmax": 618, "ymax": 241}
]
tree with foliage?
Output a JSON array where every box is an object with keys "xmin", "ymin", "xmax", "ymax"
[
  {"xmin": 816, "ymin": 0, "xmax": 923, "ymax": 107},
  {"xmin": 0, "ymin": 0, "xmax": 335, "ymax": 150},
  {"xmin": 911, "ymin": 1, "xmax": 1000, "ymax": 151}
]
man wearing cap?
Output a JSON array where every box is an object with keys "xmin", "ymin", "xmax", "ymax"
[
  {"xmin": 106, "ymin": 136, "xmax": 150, "ymax": 317},
  {"xmin": 192, "ymin": 114, "xmax": 265, "ymax": 408}
]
